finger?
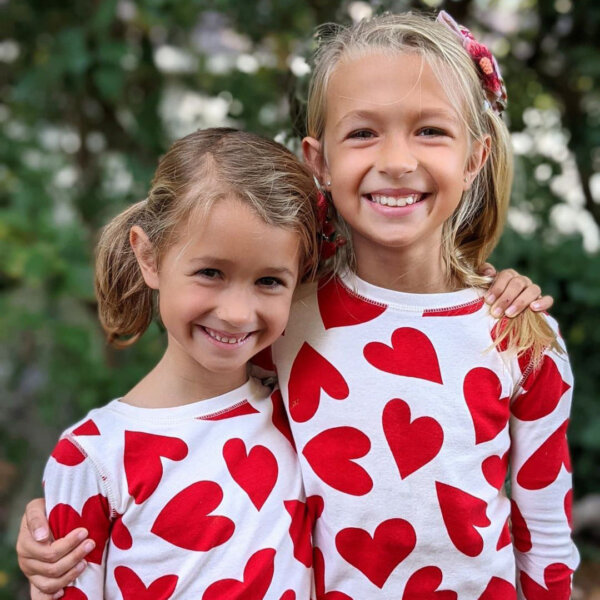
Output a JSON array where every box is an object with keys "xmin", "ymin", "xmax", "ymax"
[
  {"xmin": 504, "ymin": 284, "xmax": 542, "ymax": 317},
  {"xmin": 484, "ymin": 269, "xmax": 518, "ymax": 305},
  {"xmin": 29, "ymin": 559, "xmax": 86, "ymax": 596},
  {"xmin": 19, "ymin": 525, "xmax": 92, "ymax": 567},
  {"xmin": 490, "ymin": 277, "xmax": 529, "ymax": 318},
  {"xmin": 25, "ymin": 498, "xmax": 52, "ymax": 543},
  {"xmin": 30, "ymin": 583, "xmax": 64, "ymax": 600},
  {"xmin": 530, "ymin": 294, "xmax": 553, "ymax": 312},
  {"xmin": 478, "ymin": 262, "xmax": 497, "ymax": 277}
]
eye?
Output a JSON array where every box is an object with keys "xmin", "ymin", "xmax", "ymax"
[
  {"xmin": 257, "ymin": 276, "xmax": 285, "ymax": 288},
  {"xmin": 348, "ymin": 129, "xmax": 376, "ymax": 140},
  {"xmin": 417, "ymin": 126, "xmax": 447, "ymax": 137},
  {"xmin": 195, "ymin": 268, "xmax": 221, "ymax": 279}
]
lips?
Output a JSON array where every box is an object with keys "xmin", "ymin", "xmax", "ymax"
[{"xmin": 201, "ymin": 326, "xmax": 252, "ymax": 345}]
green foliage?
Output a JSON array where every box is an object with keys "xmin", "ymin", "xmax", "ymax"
[{"xmin": 1, "ymin": 0, "xmax": 598, "ymax": 595}]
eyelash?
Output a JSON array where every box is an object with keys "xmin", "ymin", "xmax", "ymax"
[
  {"xmin": 348, "ymin": 129, "xmax": 375, "ymax": 139},
  {"xmin": 417, "ymin": 127, "xmax": 447, "ymax": 137}
]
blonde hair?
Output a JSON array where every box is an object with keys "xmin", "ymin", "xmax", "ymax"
[
  {"xmin": 306, "ymin": 12, "xmax": 559, "ymax": 364},
  {"xmin": 95, "ymin": 127, "xmax": 319, "ymax": 348}
]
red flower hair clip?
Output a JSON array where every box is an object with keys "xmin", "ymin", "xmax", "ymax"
[
  {"xmin": 437, "ymin": 10, "xmax": 507, "ymax": 114},
  {"xmin": 316, "ymin": 191, "xmax": 346, "ymax": 260}
]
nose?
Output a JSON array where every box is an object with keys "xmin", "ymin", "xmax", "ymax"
[
  {"xmin": 215, "ymin": 286, "xmax": 255, "ymax": 330},
  {"xmin": 376, "ymin": 134, "xmax": 417, "ymax": 178}
]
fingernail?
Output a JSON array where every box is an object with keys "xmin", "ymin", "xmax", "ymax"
[
  {"xmin": 505, "ymin": 306, "xmax": 517, "ymax": 317},
  {"xmin": 492, "ymin": 307, "xmax": 503, "ymax": 318},
  {"xmin": 531, "ymin": 302, "xmax": 541, "ymax": 310},
  {"xmin": 33, "ymin": 527, "xmax": 48, "ymax": 541},
  {"xmin": 76, "ymin": 529, "xmax": 88, "ymax": 541},
  {"xmin": 485, "ymin": 294, "xmax": 496, "ymax": 304},
  {"xmin": 83, "ymin": 540, "xmax": 95, "ymax": 553},
  {"xmin": 76, "ymin": 560, "xmax": 87, "ymax": 573}
]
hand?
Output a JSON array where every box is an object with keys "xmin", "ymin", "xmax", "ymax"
[
  {"xmin": 481, "ymin": 266, "xmax": 554, "ymax": 318},
  {"xmin": 16, "ymin": 498, "xmax": 95, "ymax": 598}
]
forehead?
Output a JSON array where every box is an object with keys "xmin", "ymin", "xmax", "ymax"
[{"xmin": 325, "ymin": 51, "xmax": 462, "ymax": 124}]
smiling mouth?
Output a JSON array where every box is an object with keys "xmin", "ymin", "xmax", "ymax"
[
  {"xmin": 365, "ymin": 193, "xmax": 427, "ymax": 207},
  {"xmin": 202, "ymin": 326, "xmax": 252, "ymax": 345}
]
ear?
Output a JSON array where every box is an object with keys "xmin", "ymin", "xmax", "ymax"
[
  {"xmin": 302, "ymin": 136, "xmax": 330, "ymax": 187},
  {"xmin": 463, "ymin": 135, "xmax": 491, "ymax": 190},
  {"xmin": 130, "ymin": 226, "xmax": 160, "ymax": 290}
]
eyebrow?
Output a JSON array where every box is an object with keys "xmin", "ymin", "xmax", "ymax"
[
  {"xmin": 334, "ymin": 107, "xmax": 460, "ymax": 129},
  {"xmin": 188, "ymin": 257, "xmax": 297, "ymax": 278}
]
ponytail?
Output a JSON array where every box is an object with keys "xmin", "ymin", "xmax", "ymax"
[{"xmin": 94, "ymin": 200, "xmax": 155, "ymax": 348}]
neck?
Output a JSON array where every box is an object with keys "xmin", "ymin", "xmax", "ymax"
[
  {"xmin": 123, "ymin": 347, "xmax": 248, "ymax": 409},
  {"xmin": 352, "ymin": 235, "xmax": 456, "ymax": 294}
]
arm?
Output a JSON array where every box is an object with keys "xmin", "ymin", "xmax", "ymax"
[
  {"xmin": 509, "ymin": 321, "xmax": 579, "ymax": 598},
  {"xmin": 37, "ymin": 435, "xmax": 112, "ymax": 597},
  {"xmin": 480, "ymin": 266, "xmax": 553, "ymax": 318}
]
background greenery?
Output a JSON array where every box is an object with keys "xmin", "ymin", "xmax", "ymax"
[{"xmin": 1, "ymin": 0, "xmax": 598, "ymax": 596}]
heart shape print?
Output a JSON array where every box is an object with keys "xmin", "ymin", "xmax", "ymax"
[
  {"xmin": 383, "ymin": 399, "xmax": 444, "ymax": 479},
  {"xmin": 463, "ymin": 368, "xmax": 509, "ymax": 444},
  {"xmin": 402, "ymin": 566, "xmax": 457, "ymax": 599},
  {"xmin": 436, "ymin": 482, "xmax": 490, "ymax": 557},
  {"xmin": 313, "ymin": 548, "xmax": 354, "ymax": 600},
  {"xmin": 481, "ymin": 451, "xmax": 508, "ymax": 489},
  {"xmin": 48, "ymin": 494, "xmax": 110, "ymax": 565},
  {"xmin": 364, "ymin": 328, "xmax": 443, "ymax": 384},
  {"xmin": 318, "ymin": 277, "xmax": 387, "ymax": 330},
  {"xmin": 284, "ymin": 495, "xmax": 324, "ymax": 567},
  {"xmin": 336, "ymin": 518, "xmax": 416, "ymax": 588},
  {"xmin": 151, "ymin": 481, "xmax": 234, "ymax": 551},
  {"xmin": 520, "ymin": 563, "xmax": 573, "ymax": 600},
  {"xmin": 202, "ymin": 548, "xmax": 275, "ymax": 600},
  {"xmin": 288, "ymin": 343, "xmax": 349, "ymax": 423},
  {"xmin": 510, "ymin": 499, "xmax": 532, "ymax": 552},
  {"xmin": 114, "ymin": 566, "xmax": 178, "ymax": 600},
  {"xmin": 477, "ymin": 577, "xmax": 516, "ymax": 600},
  {"xmin": 223, "ymin": 438, "xmax": 278, "ymax": 510},
  {"xmin": 124, "ymin": 431, "xmax": 188, "ymax": 504},
  {"xmin": 302, "ymin": 427, "xmax": 373, "ymax": 496}
]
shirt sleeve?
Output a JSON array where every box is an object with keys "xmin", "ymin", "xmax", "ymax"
[
  {"xmin": 43, "ymin": 433, "xmax": 113, "ymax": 598},
  {"xmin": 508, "ymin": 321, "xmax": 579, "ymax": 599}
]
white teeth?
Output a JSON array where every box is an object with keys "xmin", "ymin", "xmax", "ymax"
[
  {"xmin": 370, "ymin": 194, "xmax": 421, "ymax": 207},
  {"xmin": 204, "ymin": 328, "xmax": 249, "ymax": 344}
]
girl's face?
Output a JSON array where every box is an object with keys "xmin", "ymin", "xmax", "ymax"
[
  {"xmin": 304, "ymin": 52, "xmax": 487, "ymax": 287},
  {"xmin": 135, "ymin": 197, "xmax": 301, "ymax": 390}
]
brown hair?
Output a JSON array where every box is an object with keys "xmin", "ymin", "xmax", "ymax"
[
  {"xmin": 95, "ymin": 127, "xmax": 319, "ymax": 347},
  {"xmin": 306, "ymin": 12, "xmax": 559, "ymax": 364}
]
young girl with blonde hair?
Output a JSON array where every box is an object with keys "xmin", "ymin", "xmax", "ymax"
[
  {"xmin": 24, "ymin": 127, "xmax": 321, "ymax": 598},
  {"xmin": 17, "ymin": 11, "xmax": 571, "ymax": 600}
]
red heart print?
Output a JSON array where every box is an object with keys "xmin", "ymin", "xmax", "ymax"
[
  {"xmin": 402, "ymin": 566, "xmax": 457, "ymax": 599},
  {"xmin": 463, "ymin": 368, "xmax": 510, "ymax": 444},
  {"xmin": 51, "ymin": 439, "xmax": 86, "ymax": 466},
  {"xmin": 271, "ymin": 389, "xmax": 296, "ymax": 450},
  {"xmin": 383, "ymin": 399, "xmax": 443, "ymax": 478},
  {"xmin": 114, "ymin": 566, "xmax": 178, "ymax": 599},
  {"xmin": 202, "ymin": 548, "xmax": 276, "ymax": 600},
  {"xmin": 151, "ymin": 481, "xmax": 234, "ymax": 551},
  {"xmin": 481, "ymin": 451, "xmax": 508, "ymax": 489},
  {"xmin": 197, "ymin": 401, "xmax": 259, "ymax": 421},
  {"xmin": 423, "ymin": 297, "xmax": 484, "ymax": 317},
  {"xmin": 111, "ymin": 514, "xmax": 132, "ymax": 550},
  {"xmin": 435, "ymin": 482, "xmax": 490, "ymax": 557},
  {"xmin": 279, "ymin": 592, "xmax": 296, "ymax": 600},
  {"xmin": 510, "ymin": 499, "xmax": 531, "ymax": 552},
  {"xmin": 302, "ymin": 427, "xmax": 373, "ymax": 496},
  {"xmin": 496, "ymin": 517, "xmax": 511, "ymax": 550},
  {"xmin": 285, "ymin": 495, "xmax": 324, "ymax": 567},
  {"xmin": 313, "ymin": 548, "xmax": 354, "ymax": 600},
  {"xmin": 48, "ymin": 495, "xmax": 110, "ymax": 565},
  {"xmin": 318, "ymin": 277, "xmax": 386, "ymax": 329},
  {"xmin": 288, "ymin": 343, "xmax": 349, "ymax": 423},
  {"xmin": 124, "ymin": 431, "xmax": 188, "ymax": 504},
  {"xmin": 520, "ymin": 563, "xmax": 573, "ymax": 600},
  {"xmin": 478, "ymin": 577, "xmax": 516, "ymax": 600},
  {"xmin": 512, "ymin": 355, "xmax": 569, "ymax": 421},
  {"xmin": 336, "ymin": 519, "xmax": 416, "ymax": 588},
  {"xmin": 72, "ymin": 419, "xmax": 100, "ymax": 436},
  {"xmin": 223, "ymin": 438, "xmax": 278, "ymax": 510},
  {"xmin": 516, "ymin": 419, "xmax": 571, "ymax": 490},
  {"xmin": 364, "ymin": 328, "xmax": 443, "ymax": 384},
  {"xmin": 63, "ymin": 588, "xmax": 88, "ymax": 599}
]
